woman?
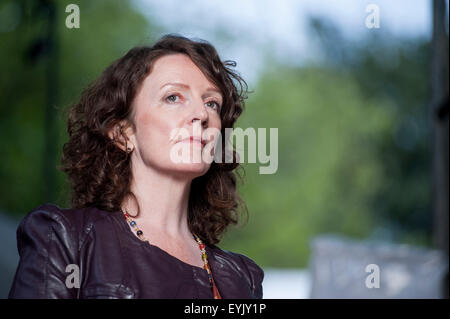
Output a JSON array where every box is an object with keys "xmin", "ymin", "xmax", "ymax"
[{"xmin": 8, "ymin": 34, "xmax": 264, "ymax": 299}]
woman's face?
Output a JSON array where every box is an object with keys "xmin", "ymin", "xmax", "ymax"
[{"xmin": 127, "ymin": 53, "xmax": 223, "ymax": 178}]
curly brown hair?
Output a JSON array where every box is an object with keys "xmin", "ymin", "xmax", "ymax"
[{"xmin": 59, "ymin": 34, "xmax": 249, "ymax": 245}]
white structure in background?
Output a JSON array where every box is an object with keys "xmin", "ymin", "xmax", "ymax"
[
  {"xmin": 262, "ymin": 268, "xmax": 311, "ymax": 299},
  {"xmin": 308, "ymin": 235, "xmax": 449, "ymax": 299},
  {"xmin": 0, "ymin": 212, "xmax": 20, "ymax": 298}
]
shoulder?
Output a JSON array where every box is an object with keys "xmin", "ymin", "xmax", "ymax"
[
  {"xmin": 208, "ymin": 245, "xmax": 264, "ymax": 298},
  {"xmin": 17, "ymin": 203, "xmax": 116, "ymax": 249},
  {"xmin": 10, "ymin": 203, "xmax": 116, "ymax": 298},
  {"xmin": 25, "ymin": 202, "xmax": 114, "ymax": 223}
]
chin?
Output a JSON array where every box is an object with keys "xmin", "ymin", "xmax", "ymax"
[
  {"xmin": 165, "ymin": 145, "xmax": 213, "ymax": 177},
  {"xmin": 168, "ymin": 162, "xmax": 211, "ymax": 179}
]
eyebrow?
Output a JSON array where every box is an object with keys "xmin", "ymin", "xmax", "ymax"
[{"xmin": 160, "ymin": 82, "xmax": 222, "ymax": 98}]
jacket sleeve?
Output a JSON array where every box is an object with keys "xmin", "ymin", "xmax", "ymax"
[
  {"xmin": 238, "ymin": 254, "xmax": 265, "ymax": 299},
  {"xmin": 8, "ymin": 206, "xmax": 80, "ymax": 299}
]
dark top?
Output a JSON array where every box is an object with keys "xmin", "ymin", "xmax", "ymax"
[{"xmin": 8, "ymin": 203, "xmax": 264, "ymax": 299}]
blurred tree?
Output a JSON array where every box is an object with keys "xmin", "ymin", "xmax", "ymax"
[
  {"xmin": 0, "ymin": 0, "xmax": 160, "ymax": 216},
  {"xmin": 220, "ymin": 17, "xmax": 435, "ymax": 268},
  {"xmin": 304, "ymin": 16, "xmax": 435, "ymax": 246},
  {"xmin": 220, "ymin": 64, "xmax": 393, "ymax": 267}
]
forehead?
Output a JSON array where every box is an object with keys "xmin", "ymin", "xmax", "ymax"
[{"xmin": 148, "ymin": 53, "xmax": 218, "ymax": 90}]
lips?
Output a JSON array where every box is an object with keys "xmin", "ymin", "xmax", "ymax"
[{"xmin": 179, "ymin": 136, "xmax": 206, "ymax": 147}]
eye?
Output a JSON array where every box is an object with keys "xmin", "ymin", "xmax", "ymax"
[
  {"xmin": 205, "ymin": 100, "xmax": 221, "ymax": 111},
  {"xmin": 165, "ymin": 94, "xmax": 181, "ymax": 103}
]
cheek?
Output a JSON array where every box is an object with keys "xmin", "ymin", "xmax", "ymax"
[
  {"xmin": 141, "ymin": 109, "xmax": 156, "ymax": 127},
  {"xmin": 209, "ymin": 112, "xmax": 222, "ymax": 130},
  {"xmin": 137, "ymin": 112, "xmax": 172, "ymax": 152},
  {"xmin": 213, "ymin": 118, "xmax": 222, "ymax": 133}
]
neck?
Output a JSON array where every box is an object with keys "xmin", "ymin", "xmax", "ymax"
[{"xmin": 122, "ymin": 159, "xmax": 194, "ymax": 241}]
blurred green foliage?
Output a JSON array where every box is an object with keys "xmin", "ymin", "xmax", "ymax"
[
  {"xmin": 0, "ymin": 1, "xmax": 433, "ymax": 268},
  {"xmin": 220, "ymin": 65, "xmax": 392, "ymax": 267},
  {"xmin": 1, "ymin": 0, "xmax": 159, "ymax": 214},
  {"xmin": 220, "ymin": 21, "xmax": 432, "ymax": 267}
]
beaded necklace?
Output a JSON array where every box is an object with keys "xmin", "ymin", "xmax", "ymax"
[{"xmin": 122, "ymin": 209, "xmax": 222, "ymax": 299}]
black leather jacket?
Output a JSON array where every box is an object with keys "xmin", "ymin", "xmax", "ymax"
[{"xmin": 8, "ymin": 203, "xmax": 264, "ymax": 299}]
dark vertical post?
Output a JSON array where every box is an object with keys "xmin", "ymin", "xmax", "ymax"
[
  {"xmin": 430, "ymin": 0, "xmax": 449, "ymax": 298},
  {"xmin": 43, "ymin": 0, "xmax": 59, "ymax": 202}
]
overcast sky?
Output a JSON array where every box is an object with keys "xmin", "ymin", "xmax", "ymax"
[{"xmin": 135, "ymin": 0, "xmax": 448, "ymax": 83}]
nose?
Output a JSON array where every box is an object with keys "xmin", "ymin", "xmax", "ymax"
[{"xmin": 190, "ymin": 98, "xmax": 209, "ymax": 128}]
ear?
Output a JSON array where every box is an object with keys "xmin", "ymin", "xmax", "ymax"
[{"xmin": 108, "ymin": 120, "xmax": 135, "ymax": 152}]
